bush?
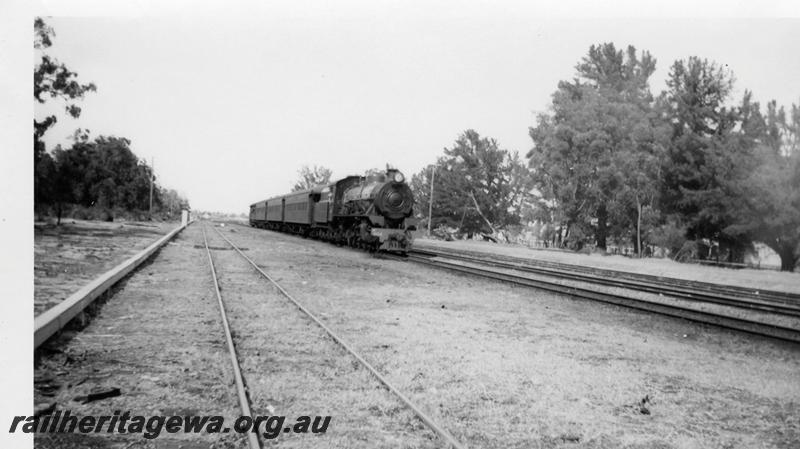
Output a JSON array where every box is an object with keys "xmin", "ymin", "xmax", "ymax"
[
  {"xmin": 38, "ymin": 202, "xmax": 185, "ymax": 224},
  {"xmin": 71, "ymin": 206, "xmax": 90, "ymax": 220},
  {"xmin": 673, "ymin": 240, "xmax": 700, "ymax": 262},
  {"xmin": 650, "ymin": 219, "xmax": 687, "ymax": 258}
]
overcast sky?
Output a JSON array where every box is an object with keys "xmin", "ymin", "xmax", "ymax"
[{"xmin": 33, "ymin": 2, "xmax": 800, "ymax": 213}]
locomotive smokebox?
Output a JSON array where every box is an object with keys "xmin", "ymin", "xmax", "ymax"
[
  {"xmin": 341, "ymin": 169, "xmax": 414, "ymax": 223},
  {"xmin": 387, "ymin": 191, "xmax": 403, "ymax": 208},
  {"xmin": 375, "ymin": 182, "xmax": 413, "ymax": 220}
]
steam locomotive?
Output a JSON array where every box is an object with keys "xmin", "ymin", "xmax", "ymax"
[{"xmin": 249, "ymin": 168, "xmax": 416, "ymax": 253}]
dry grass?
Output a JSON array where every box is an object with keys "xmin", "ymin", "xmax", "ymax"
[
  {"xmin": 204, "ymin": 228, "xmax": 441, "ymax": 448},
  {"xmin": 34, "ymin": 219, "xmax": 177, "ymax": 316},
  {"xmin": 232, "ymin": 225, "xmax": 800, "ymax": 449},
  {"xmin": 435, "ymin": 256, "xmax": 800, "ymax": 330},
  {"xmin": 33, "ymin": 223, "xmax": 799, "ymax": 448},
  {"xmin": 34, "ymin": 226, "xmax": 244, "ymax": 448}
]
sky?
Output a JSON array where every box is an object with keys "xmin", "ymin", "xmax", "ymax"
[{"xmin": 30, "ymin": 2, "xmax": 800, "ymax": 213}]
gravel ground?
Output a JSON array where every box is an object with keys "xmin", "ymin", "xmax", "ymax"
[
  {"xmin": 432, "ymin": 256, "xmax": 800, "ymax": 330},
  {"xmin": 32, "ymin": 221, "xmax": 800, "ymax": 448},
  {"xmin": 34, "ymin": 220, "xmax": 178, "ymax": 317},
  {"xmin": 203, "ymin": 226, "xmax": 441, "ymax": 448},
  {"xmin": 34, "ymin": 225, "xmax": 244, "ymax": 448},
  {"xmin": 414, "ymin": 238, "xmax": 800, "ymax": 294},
  {"xmin": 221, "ymin": 224, "xmax": 800, "ymax": 449}
]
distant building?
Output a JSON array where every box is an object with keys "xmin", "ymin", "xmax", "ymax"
[{"xmin": 744, "ymin": 242, "xmax": 781, "ymax": 269}]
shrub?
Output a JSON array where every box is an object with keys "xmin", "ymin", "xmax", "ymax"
[{"xmin": 650, "ymin": 219, "xmax": 687, "ymax": 258}]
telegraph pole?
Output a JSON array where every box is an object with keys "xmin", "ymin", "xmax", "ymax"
[
  {"xmin": 149, "ymin": 157, "xmax": 154, "ymax": 220},
  {"xmin": 427, "ymin": 165, "xmax": 435, "ymax": 236}
]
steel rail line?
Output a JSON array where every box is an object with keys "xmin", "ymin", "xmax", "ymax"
[
  {"xmin": 413, "ymin": 247, "xmax": 800, "ymax": 304},
  {"xmin": 236, "ymin": 219, "xmax": 796, "ymax": 304},
  {"xmin": 411, "ymin": 248, "xmax": 800, "ymax": 316},
  {"xmin": 202, "ymin": 225, "xmax": 262, "ymax": 449},
  {"xmin": 403, "ymin": 252, "xmax": 800, "ymax": 344},
  {"xmin": 544, "ymin": 261, "xmax": 800, "ymax": 304},
  {"xmin": 212, "ymin": 226, "xmax": 467, "ymax": 449}
]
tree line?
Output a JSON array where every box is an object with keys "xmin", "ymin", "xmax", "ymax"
[
  {"xmin": 410, "ymin": 43, "xmax": 800, "ymax": 271},
  {"xmin": 34, "ymin": 18, "xmax": 189, "ymax": 224}
]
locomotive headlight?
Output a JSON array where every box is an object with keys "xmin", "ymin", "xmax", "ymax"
[{"xmin": 393, "ymin": 172, "xmax": 405, "ymax": 183}]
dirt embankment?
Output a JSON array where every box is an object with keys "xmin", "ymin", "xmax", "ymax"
[{"xmin": 34, "ymin": 220, "xmax": 178, "ymax": 316}]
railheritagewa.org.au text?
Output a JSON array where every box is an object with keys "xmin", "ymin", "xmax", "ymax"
[{"xmin": 9, "ymin": 410, "xmax": 331, "ymax": 440}]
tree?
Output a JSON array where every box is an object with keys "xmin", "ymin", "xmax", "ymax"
[
  {"xmin": 32, "ymin": 20, "xmax": 188, "ymax": 223},
  {"xmin": 410, "ymin": 164, "xmax": 436, "ymax": 233},
  {"xmin": 724, "ymin": 102, "xmax": 800, "ymax": 271},
  {"xmin": 787, "ymin": 103, "xmax": 800, "ymax": 154},
  {"xmin": 34, "ymin": 17, "xmax": 96, "ymax": 208},
  {"xmin": 291, "ymin": 165, "xmax": 332, "ymax": 191},
  {"xmin": 528, "ymin": 43, "xmax": 666, "ymax": 251},
  {"xmin": 660, "ymin": 57, "xmax": 757, "ymax": 261},
  {"xmin": 411, "ymin": 130, "xmax": 530, "ymax": 237},
  {"xmin": 46, "ymin": 133, "xmax": 167, "ymax": 221},
  {"xmin": 158, "ymin": 188, "xmax": 191, "ymax": 220},
  {"xmin": 34, "ymin": 18, "xmax": 96, "ymax": 155},
  {"xmin": 609, "ymin": 129, "xmax": 667, "ymax": 255},
  {"xmin": 364, "ymin": 167, "xmax": 386, "ymax": 176},
  {"xmin": 661, "ymin": 54, "xmax": 800, "ymax": 268}
]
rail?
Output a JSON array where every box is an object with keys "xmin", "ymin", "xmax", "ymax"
[
  {"xmin": 213, "ymin": 226, "xmax": 467, "ymax": 449},
  {"xmin": 405, "ymin": 251, "xmax": 800, "ymax": 344},
  {"xmin": 409, "ymin": 248, "xmax": 800, "ymax": 316},
  {"xmin": 202, "ymin": 225, "xmax": 261, "ymax": 449}
]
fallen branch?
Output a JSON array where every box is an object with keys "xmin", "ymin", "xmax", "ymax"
[{"xmin": 468, "ymin": 191, "xmax": 497, "ymax": 235}]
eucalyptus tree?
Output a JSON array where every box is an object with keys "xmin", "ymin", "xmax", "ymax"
[
  {"xmin": 412, "ymin": 130, "xmax": 530, "ymax": 237},
  {"xmin": 34, "ymin": 17, "xmax": 96, "ymax": 209},
  {"xmin": 291, "ymin": 165, "xmax": 333, "ymax": 191},
  {"xmin": 529, "ymin": 43, "xmax": 667, "ymax": 251}
]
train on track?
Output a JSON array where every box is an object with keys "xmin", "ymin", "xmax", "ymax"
[{"xmin": 249, "ymin": 168, "xmax": 417, "ymax": 253}]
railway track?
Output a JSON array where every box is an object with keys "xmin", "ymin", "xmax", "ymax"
[
  {"xmin": 232, "ymin": 222, "xmax": 799, "ymax": 342},
  {"xmin": 410, "ymin": 248, "xmax": 800, "ymax": 316},
  {"xmin": 201, "ymin": 225, "xmax": 262, "ymax": 449},
  {"xmin": 404, "ymin": 248, "xmax": 800, "ymax": 344},
  {"xmin": 202, "ymin": 224, "xmax": 466, "ymax": 449}
]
